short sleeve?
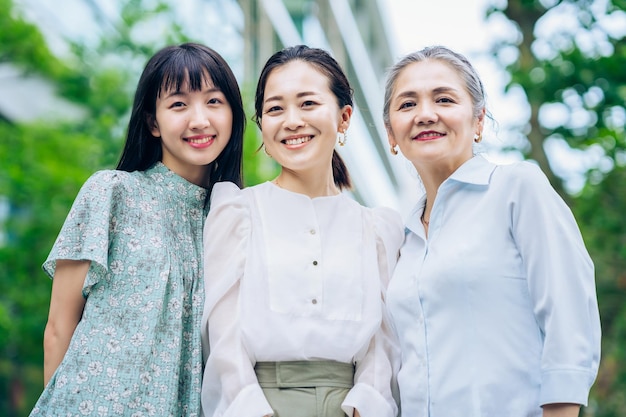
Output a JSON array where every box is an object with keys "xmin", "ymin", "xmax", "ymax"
[{"xmin": 42, "ymin": 170, "xmax": 123, "ymax": 293}]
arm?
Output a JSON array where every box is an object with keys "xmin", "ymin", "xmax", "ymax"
[
  {"xmin": 343, "ymin": 208, "xmax": 403, "ymax": 417},
  {"xmin": 201, "ymin": 183, "xmax": 273, "ymax": 417},
  {"xmin": 511, "ymin": 163, "xmax": 601, "ymax": 406},
  {"xmin": 543, "ymin": 403, "xmax": 580, "ymax": 417},
  {"xmin": 43, "ymin": 259, "xmax": 89, "ymax": 385}
]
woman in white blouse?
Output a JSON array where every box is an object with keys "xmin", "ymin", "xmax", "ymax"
[
  {"xmin": 200, "ymin": 45, "xmax": 404, "ymax": 417},
  {"xmin": 384, "ymin": 45, "xmax": 601, "ymax": 417}
]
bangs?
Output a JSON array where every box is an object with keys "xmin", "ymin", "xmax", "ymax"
[{"xmin": 158, "ymin": 50, "xmax": 215, "ymax": 95}]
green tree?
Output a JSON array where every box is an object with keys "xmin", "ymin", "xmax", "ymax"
[{"xmin": 486, "ymin": 0, "xmax": 626, "ymax": 415}]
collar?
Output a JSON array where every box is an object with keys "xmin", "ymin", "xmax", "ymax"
[{"xmin": 446, "ymin": 155, "xmax": 497, "ymax": 186}]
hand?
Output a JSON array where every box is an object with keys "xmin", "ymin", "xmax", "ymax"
[
  {"xmin": 542, "ymin": 403, "xmax": 581, "ymax": 417},
  {"xmin": 354, "ymin": 410, "xmax": 361, "ymax": 417}
]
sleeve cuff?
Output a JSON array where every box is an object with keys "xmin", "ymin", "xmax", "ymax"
[
  {"xmin": 540, "ymin": 368, "xmax": 595, "ymax": 406},
  {"xmin": 222, "ymin": 383, "xmax": 274, "ymax": 417},
  {"xmin": 342, "ymin": 382, "xmax": 397, "ymax": 417}
]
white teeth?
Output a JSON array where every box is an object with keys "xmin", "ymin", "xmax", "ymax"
[
  {"xmin": 284, "ymin": 136, "xmax": 312, "ymax": 145},
  {"xmin": 187, "ymin": 137, "xmax": 212, "ymax": 144}
]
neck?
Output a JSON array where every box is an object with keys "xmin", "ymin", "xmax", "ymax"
[{"xmin": 274, "ymin": 168, "xmax": 339, "ymax": 198}]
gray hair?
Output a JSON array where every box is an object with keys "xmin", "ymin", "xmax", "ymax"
[{"xmin": 383, "ymin": 45, "xmax": 487, "ymax": 128}]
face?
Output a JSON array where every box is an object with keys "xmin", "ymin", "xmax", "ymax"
[
  {"xmin": 260, "ymin": 60, "xmax": 351, "ymax": 176},
  {"xmin": 386, "ymin": 60, "xmax": 483, "ymax": 172},
  {"xmin": 150, "ymin": 75, "xmax": 233, "ymax": 185}
]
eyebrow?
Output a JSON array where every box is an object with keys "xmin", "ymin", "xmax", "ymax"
[
  {"xmin": 264, "ymin": 91, "xmax": 318, "ymax": 104},
  {"xmin": 394, "ymin": 86, "xmax": 461, "ymax": 100},
  {"xmin": 162, "ymin": 86, "xmax": 221, "ymax": 99}
]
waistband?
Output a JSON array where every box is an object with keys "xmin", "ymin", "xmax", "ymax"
[{"xmin": 254, "ymin": 360, "xmax": 355, "ymax": 389}]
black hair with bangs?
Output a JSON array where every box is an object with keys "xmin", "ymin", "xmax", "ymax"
[{"xmin": 117, "ymin": 42, "xmax": 245, "ymax": 191}]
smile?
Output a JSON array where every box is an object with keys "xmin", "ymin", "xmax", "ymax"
[
  {"xmin": 282, "ymin": 136, "xmax": 313, "ymax": 145},
  {"xmin": 185, "ymin": 136, "xmax": 214, "ymax": 144},
  {"xmin": 414, "ymin": 131, "xmax": 445, "ymax": 140}
]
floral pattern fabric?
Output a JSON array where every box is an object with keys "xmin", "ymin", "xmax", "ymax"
[{"xmin": 30, "ymin": 162, "xmax": 208, "ymax": 417}]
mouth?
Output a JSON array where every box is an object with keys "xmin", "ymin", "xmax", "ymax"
[
  {"xmin": 281, "ymin": 135, "xmax": 313, "ymax": 146},
  {"xmin": 184, "ymin": 135, "xmax": 215, "ymax": 149},
  {"xmin": 413, "ymin": 131, "xmax": 445, "ymax": 141},
  {"xmin": 184, "ymin": 135, "xmax": 215, "ymax": 145}
]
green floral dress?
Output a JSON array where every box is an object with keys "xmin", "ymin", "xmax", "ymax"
[{"xmin": 30, "ymin": 162, "xmax": 208, "ymax": 417}]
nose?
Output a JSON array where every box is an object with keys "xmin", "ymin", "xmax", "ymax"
[
  {"xmin": 189, "ymin": 104, "xmax": 211, "ymax": 130},
  {"xmin": 283, "ymin": 107, "xmax": 305, "ymax": 130},
  {"xmin": 414, "ymin": 102, "xmax": 437, "ymax": 125}
]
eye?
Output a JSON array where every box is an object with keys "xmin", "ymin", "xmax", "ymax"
[
  {"xmin": 398, "ymin": 101, "xmax": 415, "ymax": 110},
  {"xmin": 302, "ymin": 100, "xmax": 317, "ymax": 108},
  {"xmin": 208, "ymin": 97, "xmax": 223, "ymax": 105},
  {"xmin": 436, "ymin": 97, "xmax": 455, "ymax": 104},
  {"xmin": 169, "ymin": 101, "xmax": 186, "ymax": 109},
  {"xmin": 265, "ymin": 105, "xmax": 282, "ymax": 114}
]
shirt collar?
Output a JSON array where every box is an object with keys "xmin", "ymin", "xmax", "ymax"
[{"xmin": 447, "ymin": 155, "xmax": 496, "ymax": 186}]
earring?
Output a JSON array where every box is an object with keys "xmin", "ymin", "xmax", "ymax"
[
  {"xmin": 473, "ymin": 133, "xmax": 482, "ymax": 143},
  {"xmin": 264, "ymin": 146, "xmax": 272, "ymax": 158},
  {"xmin": 390, "ymin": 144, "xmax": 398, "ymax": 155},
  {"xmin": 337, "ymin": 131, "xmax": 347, "ymax": 146}
]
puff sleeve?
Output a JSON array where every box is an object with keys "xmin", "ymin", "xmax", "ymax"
[
  {"xmin": 42, "ymin": 170, "xmax": 125, "ymax": 294},
  {"xmin": 200, "ymin": 182, "xmax": 273, "ymax": 417},
  {"xmin": 342, "ymin": 207, "xmax": 404, "ymax": 417}
]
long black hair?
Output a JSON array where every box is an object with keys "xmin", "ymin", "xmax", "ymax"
[
  {"xmin": 253, "ymin": 45, "xmax": 353, "ymax": 190},
  {"xmin": 117, "ymin": 42, "xmax": 245, "ymax": 191}
]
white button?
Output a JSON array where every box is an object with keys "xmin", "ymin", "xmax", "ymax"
[{"xmin": 310, "ymin": 229, "xmax": 316, "ymax": 235}]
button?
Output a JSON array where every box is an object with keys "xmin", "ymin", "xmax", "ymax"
[
  {"xmin": 312, "ymin": 260, "xmax": 318, "ymax": 266},
  {"xmin": 312, "ymin": 299, "xmax": 318, "ymax": 304},
  {"xmin": 310, "ymin": 229, "xmax": 316, "ymax": 235}
]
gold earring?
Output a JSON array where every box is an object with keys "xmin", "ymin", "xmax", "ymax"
[
  {"xmin": 264, "ymin": 146, "xmax": 272, "ymax": 158},
  {"xmin": 473, "ymin": 133, "xmax": 482, "ymax": 143},
  {"xmin": 390, "ymin": 144, "xmax": 398, "ymax": 155},
  {"xmin": 337, "ymin": 131, "xmax": 347, "ymax": 146}
]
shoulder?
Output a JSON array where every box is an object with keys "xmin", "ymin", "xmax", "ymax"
[
  {"xmin": 495, "ymin": 160, "xmax": 548, "ymax": 183},
  {"xmin": 80, "ymin": 169, "xmax": 139, "ymax": 193},
  {"xmin": 491, "ymin": 160, "xmax": 554, "ymax": 196},
  {"xmin": 366, "ymin": 205, "xmax": 404, "ymax": 250}
]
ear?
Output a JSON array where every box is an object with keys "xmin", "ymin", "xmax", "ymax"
[
  {"xmin": 147, "ymin": 114, "xmax": 161, "ymax": 138},
  {"xmin": 386, "ymin": 124, "xmax": 396, "ymax": 146},
  {"xmin": 476, "ymin": 107, "xmax": 486, "ymax": 135},
  {"xmin": 339, "ymin": 104, "xmax": 353, "ymax": 132}
]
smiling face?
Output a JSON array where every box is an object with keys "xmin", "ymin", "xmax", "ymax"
[
  {"xmin": 386, "ymin": 60, "xmax": 484, "ymax": 173},
  {"xmin": 260, "ymin": 60, "xmax": 351, "ymax": 178},
  {"xmin": 150, "ymin": 75, "xmax": 233, "ymax": 185}
]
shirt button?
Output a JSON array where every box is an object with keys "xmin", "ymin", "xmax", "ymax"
[
  {"xmin": 312, "ymin": 299, "xmax": 318, "ymax": 304},
  {"xmin": 312, "ymin": 260, "xmax": 318, "ymax": 266},
  {"xmin": 310, "ymin": 229, "xmax": 316, "ymax": 235}
]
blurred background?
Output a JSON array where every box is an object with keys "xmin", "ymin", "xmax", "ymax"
[{"xmin": 0, "ymin": 0, "xmax": 624, "ymax": 415}]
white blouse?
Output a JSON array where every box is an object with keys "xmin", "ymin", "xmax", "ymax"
[{"xmin": 200, "ymin": 181, "xmax": 403, "ymax": 417}]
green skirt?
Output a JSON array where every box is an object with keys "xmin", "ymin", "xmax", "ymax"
[{"xmin": 254, "ymin": 360, "xmax": 355, "ymax": 417}]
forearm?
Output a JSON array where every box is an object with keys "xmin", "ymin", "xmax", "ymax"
[
  {"xmin": 43, "ymin": 322, "xmax": 77, "ymax": 385},
  {"xmin": 43, "ymin": 259, "xmax": 89, "ymax": 386},
  {"xmin": 542, "ymin": 403, "xmax": 580, "ymax": 417}
]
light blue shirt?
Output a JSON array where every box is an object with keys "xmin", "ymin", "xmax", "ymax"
[{"xmin": 387, "ymin": 156, "xmax": 601, "ymax": 417}]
